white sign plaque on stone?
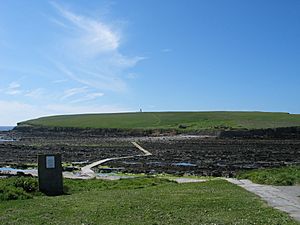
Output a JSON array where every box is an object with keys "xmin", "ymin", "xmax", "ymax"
[{"xmin": 46, "ymin": 156, "xmax": 55, "ymax": 169}]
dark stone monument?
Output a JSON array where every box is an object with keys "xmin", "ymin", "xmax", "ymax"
[{"xmin": 38, "ymin": 154, "xmax": 63, "ymax": 196}]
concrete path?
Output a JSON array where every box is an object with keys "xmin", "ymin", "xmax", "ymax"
[
  {"xmin": 0, "ymin": 142, "xmax": 152, "ymax": 179},
  {"xmin": 226, "ymin": 178, "xmax": 300, "ymax": 222},
  {"xmin": 171, "ymin": 178, "xmax": 207, "ymax": 183},
  {"xmin": 131, "ymin": 141, "xmax": 152, "ymax": 156},
  {"xmin": 80, "ymin": 142, "xmax": 152, "ymax": 178},
  {"xmin": 80, "ymin": 155, "xmax": 135, "ymax": 178}
]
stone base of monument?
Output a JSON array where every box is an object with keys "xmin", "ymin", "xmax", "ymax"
[{"xmin": 38, "ymin": 154, "xmax": 63, "ymax": 196}]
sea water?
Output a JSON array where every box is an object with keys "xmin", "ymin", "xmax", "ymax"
[
  {"xmin": 0, "ymin": 126, "xmax": 15, "ymax": 131},
  {"xmin": 0, "ymin": 126, "xmax": 15, "ymax": 142}
]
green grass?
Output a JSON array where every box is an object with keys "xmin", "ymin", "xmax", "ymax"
[
  {"xmin": 0, "ymin": 177, "xmax": 298, "ymax": 224},
  {"xmin": 237, "ymin": 166, "xmax": 300, "ymax": 185},
  {"xmin": 0, "ymin": 177, "xmax": 39, "ymax": 201},
  {"xmin": 64, "ymin": 176, "xmax": 173, "ymax": 193},
  {"xmin": 18, "ymin": 111, "xmax": 300, "ymax": 130}
]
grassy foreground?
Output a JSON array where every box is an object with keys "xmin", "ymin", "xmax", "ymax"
[
  {"xmin": 237, "ymin": 166, "xmax": 300, "ymax": 185},
  {"xmin": 19, "ymin": 111, "xmax": 300, "ymax": 130},
  {"xmin": 0, "ymin": 177, "xmax": 298, "ymax": 225}
]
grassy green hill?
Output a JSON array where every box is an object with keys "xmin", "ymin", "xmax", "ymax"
[{"xmin": 18, "ymin": 111, "xmax": 300, "ymax": 130}]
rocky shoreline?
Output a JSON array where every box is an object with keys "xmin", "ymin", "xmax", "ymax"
[{"xmin": 1, "ymin": 127, "xmax": 300, "ymax": 177}]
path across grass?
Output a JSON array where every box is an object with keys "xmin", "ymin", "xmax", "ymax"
[{"xmin": 0, "ymin": 178, "xmax": 298, "ymax": 224}]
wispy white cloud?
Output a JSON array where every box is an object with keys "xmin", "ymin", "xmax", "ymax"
[
  {"xmin": 60, "ymin": 86, "xmax": 104, "ymax": 103},
  {"xmin": 49, "ymin": 2, "xmax": 144, "ymax": 93},
  {"xmin": 48, "ymin": 17, "xmax": 68, "ymax": 28},
  {"xmin": 51, "ymin": 1, "xmax": 120, "ymax": 56},
  {"xmin": 87, "ymin": 92, "xmax": 104, "ymax": 98},
  {"xmin": 1, "ymin": 82, "xmax": 47, "ymax": 99},
  {"xmin": 4, "ymin": 82, "xmax": 22, "ymax": 95},
  {"xmin": 61, "ymin": 86, "xmax": 88, "ymax": 100},
  {"xmin": 127, "ymin": 73, "xmax": 139, "ymax": 79},
  {"xmin": 70, "ymin": 92, "xmax": 104, "ymax": 104},
  {"xmin": 53, "ymin": 61, "xmax": 127, "ymax": 92},
  {"xmin": 25, "ymin": 88, "xmax": 45, "ymax": 98},
  {"xmin": 8, "ymin": 82, "xmax": 21, "ymax": 89},
  {"xmin": 52, "ymin": 79, "xmax": 68, "ymax": 84},
  {"xmin": 108, "ymin": 53, "xmax": 145, "ymax": 68}
]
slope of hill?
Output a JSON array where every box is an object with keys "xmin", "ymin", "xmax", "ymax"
[{"xmin": 18, "ymin": 111, "xmax": 300, "ymax": 131}]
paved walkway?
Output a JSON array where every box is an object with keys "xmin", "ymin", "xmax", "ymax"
[
  {"xmin": 131, "ymin": 141, "xmax": 152, "ymax": 156},
  {"xmin": 171, "ymin": 178, "xmax": 207, "ymax": 183},
  {"xmin": 80, "ymin": 142, "xmax": 152, "ymax": 178},
  {"xmin": 226, "ymin": 178, "xmax": 300, "ymax": 222}
]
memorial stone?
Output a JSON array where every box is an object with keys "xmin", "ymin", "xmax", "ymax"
[{"xmin": 38, "ymin": 154, "xmax": 63, "ymax": 196}]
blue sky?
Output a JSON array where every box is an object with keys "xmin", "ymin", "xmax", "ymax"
[{"xmin": 0, "ymin": 0, "xmax": 299, "ymax": 125}]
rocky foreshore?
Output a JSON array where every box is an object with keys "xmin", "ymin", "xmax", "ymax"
[{"xmin": 1, "ymin": 126, "xmax": 300, "ymax": 177}]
